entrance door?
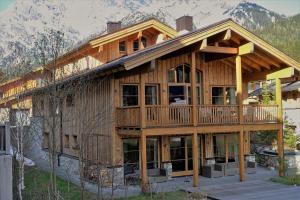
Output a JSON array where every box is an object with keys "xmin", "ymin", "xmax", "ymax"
[{"xmin": 170, "ymin": 136, "xmax": 193, "ymax": 176}]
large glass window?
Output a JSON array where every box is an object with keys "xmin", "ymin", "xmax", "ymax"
[
  {"xmin": 212, "ymin": 86, "xmax": 236, "ymax": 105},
  {"xmin": 145, "ymin": 85, "xmax": 158, "ymax": 105},
  {"xmin": 146, "ymin": 138, "xmax": 159, "ymax": 169},
  {"xmin": 123, "ymin": 139, "xmax": 139, "ymax": 175},
  {"xmin": 169, "ymin": 86, "xmax": 188, "ymax": 104},
  {"xmin": 168, "ymin": 64, "xmax": 191, "ymax": 83},
  {"xmin": 212, "ymin": 87, "xmax": 224, "ymax": 105},
  {"xmin": 122, "ymin": 85, "xmax": 138, "ymax": 106}
]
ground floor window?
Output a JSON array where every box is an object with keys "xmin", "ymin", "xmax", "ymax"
[
  {"xmin": 123, "ymin": 138, "xmax": 139, "ymax": 175},
  {"xmin": 170, "ymin": 136, "xmax": 193, "ymax": 172},
  {"xmin": 213, "ymin": 133, "xmax": 238, "ymax": 163}
]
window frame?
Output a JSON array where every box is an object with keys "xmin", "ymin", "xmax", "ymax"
[
  {"xmin": 133, "ymin": 39, "xmax": 139, "ymax": 51},
  {"xmin": 121, "ymin": 84, "xmax": 139, "ymax": 107},
  {"xmin": 145, "ymin": 84, "xmax": 160, "ymax": 106},
  {"xmin": 119, "ymin": 40, "xmax": 127, "ymax": 53},
  {"xmin": 211, "ymin": 86, "xmax": 236, "ymax": 105}
]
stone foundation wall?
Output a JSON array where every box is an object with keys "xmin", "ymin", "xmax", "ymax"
[{"xmin": 26, "ymin": 117, "xmax": 124, "ymax": 187}]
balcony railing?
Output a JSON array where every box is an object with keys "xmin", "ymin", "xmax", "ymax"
[
  {"xmin": 197, "ymin": 105, "xmax": 239, "ymax": 125},
  {"xmin": 146, "ymin": 105, "xmax": 192, "ymax": 127},
  {"xmin": 243, "ymin": 105, "xmax": 278, "ymax": 124},
  {"xmin": 116, "ymin": 104, "xmax": 279, "ymax": 128}
]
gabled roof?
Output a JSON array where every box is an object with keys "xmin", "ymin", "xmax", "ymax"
[
  {"xmin": 0, "ymin": 18, "xmax": 177, "ymax": 90},
  {"xmin": 21, "ymin": 18, "xmax": 300, "ymax": 96}
]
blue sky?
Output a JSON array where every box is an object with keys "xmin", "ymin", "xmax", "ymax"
[{"xmin": 0, "ymin": 0, "xmax": 299, "ymax": 16}]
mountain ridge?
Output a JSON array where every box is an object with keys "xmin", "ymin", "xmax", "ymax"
[{"xmin": 0, "ymin": 0, "xmax": 298, "ymax": 79}]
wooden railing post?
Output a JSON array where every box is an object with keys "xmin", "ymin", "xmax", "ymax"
[
  {"xmin": 275, "ymin": 78, "xmax": 284, "ymax": 176},
  {"xmin": 236, "ymin": 55, "xmax": 243, "ymax": 124}
]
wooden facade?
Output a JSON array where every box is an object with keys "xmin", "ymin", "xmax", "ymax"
[{"xmin": 1, "ymin": 18, "xmax": 300, "ymax": 191}]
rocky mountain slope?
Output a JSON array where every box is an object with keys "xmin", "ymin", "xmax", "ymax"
[{"xmin": 0, "ymin": 0, "xmax": 296, "ymax": 78}]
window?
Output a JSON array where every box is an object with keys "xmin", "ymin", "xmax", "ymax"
[
  {"xmin": 64, "ymin": 134, "xmax": 70, "ymax": 148},
  {"xmin": 212, "ymin": 87, "xmax": 224, "ymax": 105},
  {"xmin": 119, "ymin": 40, "xmax": 126, "ymax": 52},
  {"xmin": 141, "ymin": 37, "xmax": 147, "ymax": 48},
  {"xmin": 66, "ymin": 94, "xmax": 74, "ymax": 107},
  {"xmin": 43, "ymin": 132, "xmax": 49, "ymax": 149},
  {"xmin": 72, "ymin": 135, "xmax": 79, "ymax": 150},
  {"xmin": 168, "ymin": 64, "xmax": 202, "ymax": 105},
  {"xmin": 212, "ymin": 86, "xmax": 236, "ymax": 105},
  {"xmin": 169, "ymin": 86, "xmax": 187, "ymax": 104},
  {"xmin": 123, "ymin": 139, "xmax": 139, "ymax": 174},
  {"xmin": 40, "ymin": 100, "xmax": 44, "ymax": 111},
  {"xmin": 145, "ymin": 85, "xmax": 158, "ymax": 105},
  {"xmin": 122, "ymin": 85, "xmax": 138, "ymax": 106},
  {"xmin": 168, "ymin": 64, "xmax": 191, "ymax": 83},
  {"xmin": 133, "ymin": 39, "xmax": 139, "ymax": 51}
]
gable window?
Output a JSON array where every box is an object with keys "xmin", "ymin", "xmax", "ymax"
[
  {"xmin": 133, "ymin": 39, "xmax": 139, "ymax": 51},
  {"xmin": 66, "ymin": 94, "xmax": 74, "ymax": 107},
  {"xmin": 168, "ymin": 64, "xmax": 191, "ymax": 83},
  {"xmin": 212, "ymin": 86, "xmax": 236, "ymax": 105},
  {"xmin": 122, "ymin": 85, "xmax": 139, "ymax": 106},
  {"xmin": 119, "ymin": 40, "xmax": 126, "ymax": 53},
  {"xmin": 145, "ymin": 85, "xmax": 159, "ymax": 105}
]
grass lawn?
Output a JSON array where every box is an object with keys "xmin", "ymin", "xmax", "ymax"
[
  {"xmin": 271, "ymin": 175, "xmax": 300, "ymax": 186},
  {"xmin": 23, "ymin": 167, "xmax": 194, "ymax": 200}
]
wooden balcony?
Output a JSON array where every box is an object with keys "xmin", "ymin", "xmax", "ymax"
[{"xmin": 116, "ymin": 105, "xmax": 278, "ymax": 128}]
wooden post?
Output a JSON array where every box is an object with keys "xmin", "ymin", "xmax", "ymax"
[
  {"xmin": 140, "ymin": 72, "xmax": 146, "ymax": 128},
  {"xmin": 140, "ymin": 131, "xmax": 148, "ymax": 192},
  {"xmin": 275, "ymin": 78, "xmax": 284, "ymax": 177},
  {"xmin": 191, "ymin": 52, "xmax": 197, "ymax": 126},
  {"xmin": 225, "ymin": 135, "xmax": 229, "ymax": 163},
  {"xmin": 191, "ymin": 51, "xmax": 199, "ymax": 187},
  {"xmin": 236, "ymin": 55, "xmax": 243, "ymax": 124},
  {"xmin": 238, "ymin": 130, "xmax": 245, "ymax": 181},
  {"xmin": 192, "ymin": 130, "xmax": 199, "ymax": 187}
]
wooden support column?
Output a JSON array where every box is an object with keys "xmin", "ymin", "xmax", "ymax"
[
  {"xmin": 236, "ymin": 55, "xmax": 243, "ymax": 124},
  {"xmin": 191, "ymin": 51, "xmax": 197, "ymax": 126},
  {"xmin": 276, "ymin": 78, "xmax": 284, "ymax": 177},
  {"xmin": 192, "ymin": 130, "xmax": 199, "ymax": 187},
  {"xmin": 225, "ymin": 135, "xmax": 229, "ymax": 163},
  {"xmin": 141, "ymin": 131, "xmax": 148, "ymax": 192},
  {"xmin": 191, "ymin": 51, "xmax": 199, "ymax": 187},
  {"xmin": 238, "ymin": 129, "xmax": 245, "ymax": 182},
  {"xmin": 140, "ymin": 71, "xmax": 148, "ymax": 192}
]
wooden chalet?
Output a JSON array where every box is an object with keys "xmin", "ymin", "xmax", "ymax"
[{"xmin": 1, "ymin": 17, "xmax": 300, "ymax": 192}]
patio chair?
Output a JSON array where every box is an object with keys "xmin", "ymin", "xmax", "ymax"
[
  {"xmin": 245, "ymin": 161, "xmax": 257, "ymax": 174},
  {"xmin": 201, "ymin": 164, "xmax": 224, "ymax": 178},
  {"xmin": 222, "ymin": 162, "xmax": 239, "ymax": 176}
]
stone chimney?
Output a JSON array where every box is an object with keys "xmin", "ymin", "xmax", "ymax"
[
  {"xmin": 176, "ymin": 16, "xmax": 193, "ymax": 33},
  {"xmin": 107, "ymin": 21, "xmax": 122, "ymax": 33}
]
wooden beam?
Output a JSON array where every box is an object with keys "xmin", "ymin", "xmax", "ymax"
[
  {"xmin": 224, "ymin": 29, "xmax": 231, "ymax": 41},
  {"xmin": 253, "ymin": 51, "xmax": 281, "ymax": 68},
  {"xmin": 242, "ymin": 57, "xmax": 262, "ymax": 71},
  {"xmin": 192, "ymin": 131, "xmax": 199, "ymax": 187},
  {"xmin": 191, "ymin": 52, "xmax": 197, "ymax": 126},
  {"xmin": 222, "ymin": 59, "xmax": 253, "ymax": 73},
  {"xmin": 199, "ymin": 38, "xmax": 207, "ymax": 50},
  {"xmin": 140, "ymin": 72, "xmax": 146, "ymax": 128},
  {"xmin": 200, "ymin": 46, "xmax": 238, "ymax": 54},
  {"xmin": 238, "ymin": 42, "xmax": 254, "ymax": 56},
  {"xmin": 140, "ymin": 131, "xmax": 149, "ymax": 192},
  {"xmin": 225, "ymin": 135, "xmax": 229, "ymax": 163},
  {"xmin": 247, "ymin": 54, "xmax": 271, "ymax": 70},
  {"xmin": 275, "ymin": 77, "xmax": 284, "ymax": 177},
  {"xmin": 267, "ymin": 67, "xmax": 294, "ymax": 80},
  {"xmin": 238, "ymin": 129, "xmax": 245, "ymax": 181},
  {"xmin": 236, "ymin": 55, "xmax": 244, "ymax": 124}
]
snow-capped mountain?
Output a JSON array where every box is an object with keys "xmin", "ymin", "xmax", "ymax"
[{"xmin": 0, "ymin": 0, "xmax": 288, "ymax": 74}]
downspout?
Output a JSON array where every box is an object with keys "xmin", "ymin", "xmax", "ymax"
[{"xmin": 58, "ymin": 98, "xmax": 63, "ymax": 166}]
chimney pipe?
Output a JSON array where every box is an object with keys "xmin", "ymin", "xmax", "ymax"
[
  {"xmin": 176, "ymin": 16, "xmax": 193, "ymax": 33},
  {"xmin": 107, "ymin": 21, "xmax": 122, "ymax": 33}
]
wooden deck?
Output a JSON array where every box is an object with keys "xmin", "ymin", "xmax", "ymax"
[{"xmin": 116, "ymin": 104, "xmax": 278, "ymax": 128}]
